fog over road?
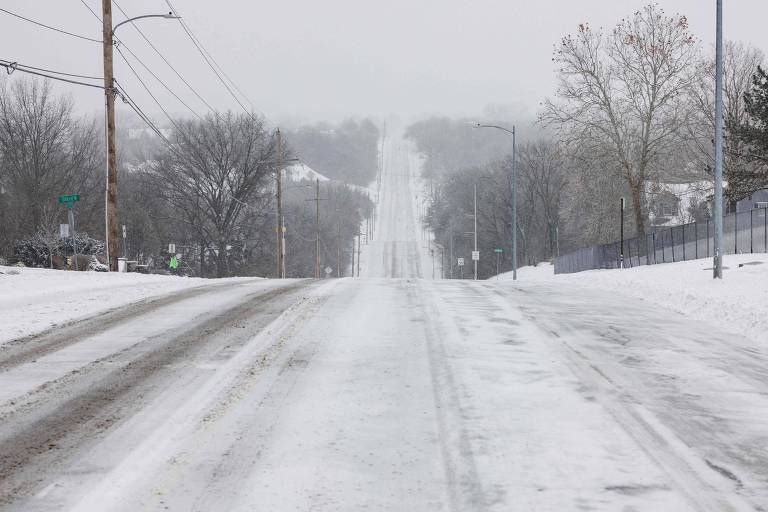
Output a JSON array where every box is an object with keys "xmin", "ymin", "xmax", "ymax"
[
  {"xmin": 359, "ymin": 138, "xmax": 433, "ymax": 279},
  {"xmin": 1, "ymin": 137, "xmax": 768, "ymax": 511}
]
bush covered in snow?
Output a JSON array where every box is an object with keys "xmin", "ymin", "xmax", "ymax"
[
  {"xmin": 88, "ymin": 255, "xmax": 109, "ymax": 272},
  {"xmin": 14, "ymin": 231, "xmax": 105, "ymax": 268}
]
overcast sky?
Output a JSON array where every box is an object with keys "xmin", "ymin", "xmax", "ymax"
[{"xmin": 1, "ymin": 1, "xmax": 767, "ymax": 128}]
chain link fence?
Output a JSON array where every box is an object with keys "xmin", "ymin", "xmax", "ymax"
[{"xmin": 555, "ymin": 207, "xmax": 768, "ymax": 274}]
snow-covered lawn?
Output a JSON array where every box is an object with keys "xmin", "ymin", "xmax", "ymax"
[
  {"xmin": 0, "ymin": 266, "xmax": 255, "ymax": 344},
  {"xmin": 499, "ymin": 254, "xmax": 768, "ymax": 343}
]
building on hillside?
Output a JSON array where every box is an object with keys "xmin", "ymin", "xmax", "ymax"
[
  {"xmin": 646, "ymin": 178, "xmax": 767, "ymax": 228},
  {"xmin": 284, "ymin": 164, "xmax": 330, "ymax": 183},
  {"xmin": 646, "ymin": 180, "xmax": 713, "ymax": 227},
  {"xmin": 736, "ymin": 189, "xmax": 768, "ymax": 212}
]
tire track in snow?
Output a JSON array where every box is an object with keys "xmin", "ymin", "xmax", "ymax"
[
  {"xmin": 491, "ymin": 285, "xmax": 759, "ymax": 512},
  {"xmin": 412, "ymin": 280, "xmax": 488, "ymax": 511},
  {"xmin": 0, "ymin": 280, "xmax": 313, "ymax": 507},
  {"xmin": 64, "ymin": 280, "xmax": 338, "ymax": 512},
  {"xmin": 0, "ymin": 279, "xmax": 257, "ymax": 371}
]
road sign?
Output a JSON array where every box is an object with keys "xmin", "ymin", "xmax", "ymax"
[
  {"xmin": 58, "ymin": 194, "xmax": 80, "ymax": 209},
  {"xmin": 59, "ymin": 224, "xmax": 69, "ymax": 238},
  {"xmin": 122, "ymin": 225, "xmax": 127, "ymax": 238},
  {"xmin": 494, "ymin": 248, "xmax": 503, "ymax": 253},
  {"xmin": 168, "ymin": 243, "xmax": 176, "ymax": 253},
  {"xmin": 58, "ymin": 194, "xmax": 80, "ymax": 204},
  {"xmin": 472, "ymin": 250, "xmax": 480, "ymax": 261},
  {"xmin": 457, "ymin": 257, "xmax": 465, "ymax": 266}
]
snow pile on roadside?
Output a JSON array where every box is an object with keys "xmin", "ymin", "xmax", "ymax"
[
  {"xmin": 0, "ymin": 267, "xmax": 253, "ymax": 344},
  {"xmin": 499, "ymin": 254, "xmax": 768, "ymax": 343}
]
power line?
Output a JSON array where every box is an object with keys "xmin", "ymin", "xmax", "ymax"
[
  {"xmin": 112, "ymin": 0, "xmax": 215, "ymax": 114},
  {"xmin": 77, "ymin": 0, "xmax": 102, "ymax": 23},
  {"xmin": 0, "ymin": 59, "xmax": 104, "ymax": 89},
  {"xmin": 0, "ymin": 7, "xmax": 102, "ymax": 43},
  {"xmin": 79, "ymin": 0, "xmax": 203, "ymax": 120},
  {"xmin": 0, "ymin": 59, "xmax": 102, "ymax": 81},
  {"xmin": 163, "ymin": 0, "xmax": 253, "ymax": 116},
  {"xmin": 115, "ymin": 81, "xmax": 175, "ymax": 149},
  {"xmin": 115, "ymin": 43, "xmax": 202, "ymax": 120},
  {"xmin": 115, "ymin": 47, "xmax": 183, "ymax": 130}
]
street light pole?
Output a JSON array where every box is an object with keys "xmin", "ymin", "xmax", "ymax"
[
  {"xmin": 713, "ymin": 0, "xmax": 724, "ymax": 279},
  {"xmin": 276, "ymin": 129, "xmax": 284, "ymax": 278},
  {"xmin": 315, "ymin": 178, "xmax": 320, "ymax": 279},
  {"xmin": 102, "ymin": 9, "xmax": 179, "ymax": 271},
  {"xmin": 473, "ymin": 183, "xmax": 478, "ymax": 280},
  {"xmin": 472, "ymin": 123, "xmax": 517, "ymax": 280},
  {"xmin": 511, "ymin": 126, "xmax": 517, "ymax": 281}
]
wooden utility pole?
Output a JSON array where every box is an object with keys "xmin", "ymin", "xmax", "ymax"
[
  {"xmin": 276, "ymin": 129, "xmax": 284, "ymax": 278},
  {"xmin": 336, "ymin": 215, "xmax": 341, "ymax": 278},
  {"xmin": 315, "ymin": 178, "xmax": 321, "ymax": 278},
  {"xmin": 102, "ymin": 0, "xmax": 119, "ymax": 271},
  {"xmin": 357, "ymin": 231, "xmax": 361, "ymax": 277}
]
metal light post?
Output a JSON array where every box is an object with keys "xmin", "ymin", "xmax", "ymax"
[
  {"xmin": 713, "ymin": 0, "xmax": 724, "ymax": 279},
  {"xmin": 103, "ymin": 9, "xmax": 179, "ymax": 271},
  {"xmin": 473, "ymin": 183, "xmax": 478, "ymax": 280},
  {"xmin": 473, "ymin": 123, "xmax": 517, "ymax": 280}
]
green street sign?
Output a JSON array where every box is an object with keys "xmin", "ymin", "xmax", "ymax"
[
  {"xmin": 494, "ymin": 248, "xmax": 503, "ymax": 253},
  {"xmin": 58, "ymin": 194, "xmax": 81, "ymax": 204}
]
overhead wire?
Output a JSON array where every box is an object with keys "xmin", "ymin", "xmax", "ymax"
[
  {"xmin": 78, "ymin": 0, "xmax": 203, "ymax": 120},
  {"xmin": 71, "ymin": 0, "xmax": 277, "ymax": 176},
  {"xmin": 114, "ymin": 46, "xmax": 183, "ymax": 130},
  {"xmin": 115, "ymin": 44, "xmax": 203, "ymax": 121},
  {"xmin": 112, "ymin": 0, "xmax": 216, "ymax": 115},
  {"xmin": 0, "ymin": 60, "xmax": 102, "ymax": 81},
  {"xmin": 0, "ymin": 59, "xmax": 104, "ymax": 89},
  {"xmin": 163, "ymin": 0, "xmax": 254, "ymax": 117},
  {"xmin": 77, "ymin": 0, "xmax": 102, "ymax": 24},
  {"xmin": 0, "ymin": 7, "xmax": 102, "ymax": 43},
  {"xmin": 114, "ymin": 81, "xmax": 175, "ymax": 150}
]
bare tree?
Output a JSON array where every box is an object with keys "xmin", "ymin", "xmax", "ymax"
[
  {"xmin": 542, "ymin": 4, "xmax": 700, "ymax": 238},
  {"xmin": 687, "ymin": 42, "xmax": 765, "ymax": 200},
  {"xmin": 518, "ymin": 140, "xmax": 568, "ymax": 258},
  {"xmin": 152, "ymin": 112, "xmax": 277, "ymax": 277},
  {"xmin": 0, "ymin": 79, "xmax": 102, "ymax": 252}
]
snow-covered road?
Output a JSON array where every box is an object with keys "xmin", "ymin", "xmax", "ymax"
[
  {"xmin": 359, "ymin": 138, "xmax": 434, "ymax": 278},
  {"xmin": 1, "ymin": 137, "xmax": 768, "ymax": 511}
]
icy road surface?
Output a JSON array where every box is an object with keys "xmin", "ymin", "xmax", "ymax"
[{"xmin": 0, "ymin": 139, "xmax": 767, "ymax": 511}]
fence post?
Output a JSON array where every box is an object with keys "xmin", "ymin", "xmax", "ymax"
[
  {"xmin": 750, "ymin": 208, "xmax": 754, "ymax": 253},
  {"xmin": 707, "ymin": 218, "xmax": 710, "ymax": 258},
  {"xmin": 735, "ymin": 210, "xmax": 738, "ymax": 254},
  {"xmin": 662, "ymin": 229, "xmax": 666, "ymax": 262},
  {"xmin": 671, "ymin": 228, "xmax": 675, "ymax": 262},
  {"xmin": 643, "ymin": 234, "xmax": 647, "ymax": 265},
  {"xmin": 682, "ymin": 223, "xmax": 686, "ymax": 261},
  {"xmin": 765, "ymin": 207, "xmax": 767, "ymax": 253},
  {"xmin": 652, "ymin": 232, "xmax": 657, "ymax": 264},
  {"xmin": 636, "ymin": 238, "xmax": 640, "ymax": 266},
  {"xmin": 695, "ymin": 222, "xmax": 698, "ymax": 259}
]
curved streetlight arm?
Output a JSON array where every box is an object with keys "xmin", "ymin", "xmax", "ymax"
[
  {"xmin": 472, "ymin": 123, "xmax": 515, "ymax": 136},
  {"xmin": 469, "ymin": 121, "xmax": 518, "ymax": 280},
  {"xmin": 113, "ymin": 13, "xmax": 180, "ymax": 34}
]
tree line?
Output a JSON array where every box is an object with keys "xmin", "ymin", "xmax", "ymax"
[
  {"xmin": 407, "ymin": 4, "xmax": 768, "ymax": 278},
  {"xmin": 0, "ymin": 77, "xmax": 377, "ymax": 278}
]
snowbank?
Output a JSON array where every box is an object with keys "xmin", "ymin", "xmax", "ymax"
[
  {"xmin": 498, "ymin": 255, "xmax": 768, "ymax": 343},
  {"xmin": 0, "ymin": 266, "xmax": 254, "ymax": 344}
]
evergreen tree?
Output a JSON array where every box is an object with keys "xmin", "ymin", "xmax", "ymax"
[{"xmin": 733, "ymin": 66, "xmax": 768, "ymax": 195}]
